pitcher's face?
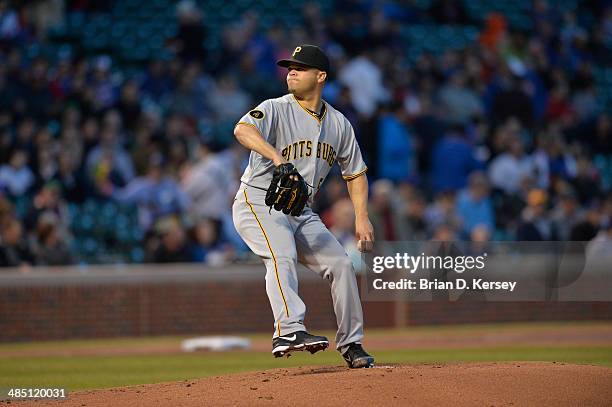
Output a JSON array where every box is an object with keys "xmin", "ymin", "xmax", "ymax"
[{"xmin": 286, "ymin": 64, "xmax": 325, "ymax": 96}]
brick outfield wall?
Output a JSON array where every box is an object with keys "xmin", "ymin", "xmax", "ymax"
[{"xmin": 0, "ymin": 264, "xmax": 611, "ymax": 342}]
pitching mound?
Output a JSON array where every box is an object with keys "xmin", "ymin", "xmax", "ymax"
[{"xmin": 14, "ymin": 362, "xmax": 612, "ymax": 407}]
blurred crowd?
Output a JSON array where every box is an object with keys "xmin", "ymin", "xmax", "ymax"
[{"xmin": 0, "ymin": 0, "xmax": 611, "ymax": 268}]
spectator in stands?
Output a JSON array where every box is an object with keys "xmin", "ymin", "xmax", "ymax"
[
  {"xmin": 429, "ymin": 0, "xmax": 469, "ymax": 25},
  {"xmin": 550, "ymin": 189, "xmax": 583, "ymax": 241},
  {"xmin": 172, "ymin": 0, "xmax": 207, "ymax": 62},
  {"xmin": 437, "ymin": 70, "xmax": 483, "ymax": 125},
  {"xmin": 431, "ymin": 222, "xmax": 457, "ymax": 241},
  {"xmin": 0, "ymin": 218, "xmax": 33, "ymax": 269},
  {"xmin": 35, "ymin": 143, "xmax": 59, "ymax": 188},
  {"xmin": 329, "ymin": 198, "xmax": 357, "ymax": 250},
  {"xmin": 430, "ymin": 125, "xmax": 480, "ymax": 192},
  {"xmin": 490, "ymin": 73, "xmax": 534, "ymax": 129},
  {"xmin": 167, "ymin": 61, "xmax": 212, "ymax": 119},
  {"xmin": 236, "ymin": 52, "xmax": 281, "ymax": 101},
  {"xmin": 425, "ymin": 191, "xmax": 459, "ymax": 236},
  {"xmin": 88, "ymin": 56, "xmax": 119, "ymax": 111},
  {"xmin": 570, "ymin": 203, "xmax": 602, "ymax": 241},
  {"xmin": 338, "ymin": 50, "xmax": 390, "ymax": 118},
  {"xmin": 24, "ymin": 182, "xmax": 71, "ymax": 238},
  {"xmin": 470, "ymin": 224, "xmax": 491, "ymax": 243},
  {"xmin": 116, "ymin": 79, "xmax": 142, "ymax": 132},
  {"xmin": 317, "ymin": 176, "xmax": 350, "ymax": 222},
  {"xmin": 398, "ymin": 186, "xmax": 428, "ymax": 241},
  {"xmin": 182, "ymin": 139, "xmax": 233, "ymax": 222},
  {"xmin": 147, "ymin": 216, "xmax": 190, "ymax": 263},
  {"xmin": 86, "ymin": 126, "xmax": 135, "ymax": 194},
  {"xmin": 187, "ymin": 217, "xmax": 232, "ymax": 265},
  {"xmin": 328, "ymin": 198, "xmax": 362, "ymax": 266},
  {"xmin": 0, "ymin": 196, "xmax": 13, "ymax": 227},
  {"xmin": 532, "ymin": 128, "xmax": 556, "ymax": 190},
  {"xmin": 141, "ymin": 59, "xmax": 174, "ymax": 103},
  {"xmin": 0, "ymin": 124, "xmax": 11, "ymax": 164},
  {"xmin": 165, "ymin": 111, "xmax": 194, "ymax": 142},
  {"xmin": 0, "ymin": 0, "xmax": 22, "ymax": 41},
  {"xmin": 455, "ymin": 171, "xmax": 495, "ymax": 238},
  {"xmin": 129, "ymin": 125, "xmax": 157, "ymax": 177},
  {"xmin": 54, "ymin": 150, "xmax": 88, "ymax": 202},
  {"xmin": 488, "ymin": 133, "xmax": 534, "ymax": 195},
  {"xmin": 546, "ymin": 84, "xmax": 575, "ymax": 128},
  {"xmin": 377, "ymin": 102, "xmax": 415, "ymax": 183},
  {"xmin": 547, "ymin": 136, "xmax": 577, "ymax": 183},
  {"xmin": 369, "ymin": 179, "xmax": 406, "ymax": 241},
  {"xmin": 480, "ymin": 13, "xmax": 507, "ymax": 51},
  {"xmin": 166, "ymin": 139, "xmax": 189, "ymax": 178},
  {"xmin": 334, "ymin": 85, "xmax": 360, "ymax": 130},
  {"xmin": 572, "ymin": 81, "xmax": 599, "ymax": 124},
  {"xmin": 571, "ymin": 154, "xmax": 601, "ymax": 205},
  {"xmin": 591, "ymin": 114, "xmax": 611, "ymax": 155},
  {"xmin": 0, "ymin": 149, "xmax": 35, "ymax": 197},
  {"xmin": 12, "ymin": 118, "xmax": 37, "ymax": 158},
  {"xmin": 49, "ymin": 54, "xmax": 75, "ymax": 101},
  {"xmin": 516, "ymin": 189, "xmax": 557, "ymax": 240},
  {"xmin": 588, "ymin": 115, "xmax": 612, "ymax": 192},
  {"xmin": 208, "ymin": 75, "xmax": 251, "ymax": 122},
  {"xmin": 33, "ymin": 214, "xmax": 73, "ymax": 266},
  {"xmin": 111, "ymin": 153, "xmax": 190, "ymax": 232},
  {"xmin": 30, "ymin": 57, "xmax": 56, "ymax": 119},
  {"xmin": 79, "ymin": 116, "xmax": 100, "ymax": 159}
]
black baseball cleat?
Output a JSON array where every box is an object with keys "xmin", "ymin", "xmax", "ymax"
[
  {"xmin": 342, "ymin": 343, "xmax": 375, "ymax": 368},
  {"xmin": 272, "ymin": 331, "xmax": 329, "ymax": 358}
]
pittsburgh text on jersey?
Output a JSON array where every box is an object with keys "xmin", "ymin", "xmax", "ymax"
[{"xmin": 281, "ymin": 140, "xmax": 337, "ymax": 167}]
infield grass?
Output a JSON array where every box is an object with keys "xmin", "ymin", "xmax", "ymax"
[{"xmin": 1, "ymin": 322, "xmax": 611, "ymax": 391}]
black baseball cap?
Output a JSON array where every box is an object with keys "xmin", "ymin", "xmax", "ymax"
[{"xmin": 277, "ymin": 45, "xmax": 330, "ymax": 72}]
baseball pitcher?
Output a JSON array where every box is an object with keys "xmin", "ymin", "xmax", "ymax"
[{"xmin": 232, "ymin": 44, "xmax": 375, "ymax": 368}]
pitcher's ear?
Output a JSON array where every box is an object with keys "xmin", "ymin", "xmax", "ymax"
[{"xmin": 318, "ymin": 71, "xmax": 327, "ymax": 83}]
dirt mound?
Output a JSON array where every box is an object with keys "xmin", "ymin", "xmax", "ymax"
[{"xmin": 11, "ymin": 362, "xmax": 611, "ymax": 407}]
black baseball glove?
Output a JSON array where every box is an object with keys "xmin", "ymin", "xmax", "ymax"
[{"xmin": 265, "ymin": 163, "xmax": 309, "ymax": 216}]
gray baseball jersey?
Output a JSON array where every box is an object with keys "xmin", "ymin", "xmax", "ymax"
[
  {"xmin": 236, "ymin": 93, "xmax": 367, "ymax": 201},
  {"xmin": 232, "ymin": 93, "xmax": 367, "ymax": 352}
]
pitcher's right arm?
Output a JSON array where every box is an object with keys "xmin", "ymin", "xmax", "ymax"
[{"xmin": 234, "ymin": 123, "xmax": 285, "ymax": 166}]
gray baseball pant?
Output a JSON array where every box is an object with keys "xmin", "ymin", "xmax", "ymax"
[{"xmin": 232, "ymin": 184, "xmax": 364, "ymax": 350}]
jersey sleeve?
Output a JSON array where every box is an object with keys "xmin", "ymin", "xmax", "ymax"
[
  {"xmin": 337, "ymin": 119, "xmax": 368, "ymax": 180},
  {"xmin": 236, "ymin": 99, "xmax": 276, "ymax": 143}
]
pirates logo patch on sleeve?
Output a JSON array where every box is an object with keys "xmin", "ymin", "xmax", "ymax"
[{"xmin": 249, "ymin": 110, "xmax": 265, "ymax": 120}]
